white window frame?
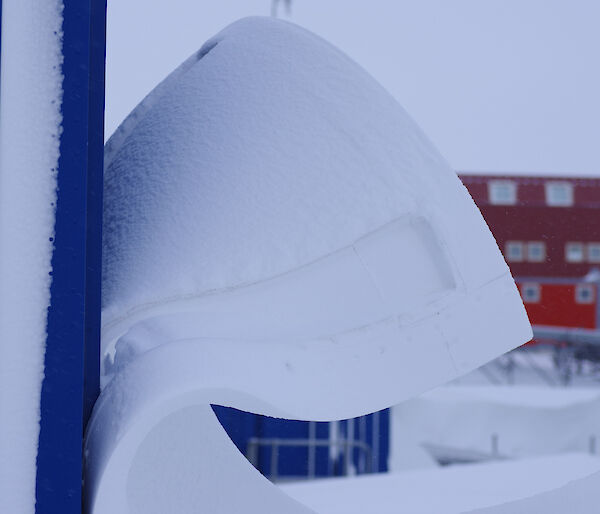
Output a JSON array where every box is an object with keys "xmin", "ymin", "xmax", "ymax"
[
  {"xmin": 521, "ymin": 283, "xmax": 541, "ymax": 303},
  {"xmin": 575, "ymin": 284, "xmax": 595, "ymax": 304},
  {"xmin": 505, "ymin": 241, "xmax": 524, "ymax": 262},
  {"xmin": 545, "ymin": 181, "xmax": 574, "ymax": 207},
  {"xmin": 489, "ymin": 180, "xmax": 517, "ymax": 205},
  {"xmin": 526, "ymin": 241, "xmax": 546, "ymax": 262},
  {"xmin": 565, "ymin": 242, "xmax": 585, "ymax": 263},
  {"xmin": 588, "ymin": 243, "xmax": 600, "ymax": 263}
]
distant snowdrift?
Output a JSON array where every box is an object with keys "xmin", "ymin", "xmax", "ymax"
[
  {"xmin": 282, "ymin": 454, "xmax": 600, "ymax": 514},
  {"xmin": 469, "ymin": 466, "xmax": 600, "ymax": 513},
  {"xmin": 390, "ymin": 386, "xmax": 600, "ymax": 472}
]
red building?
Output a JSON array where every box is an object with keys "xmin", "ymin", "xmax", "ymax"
[{"xmin": 459, "ymin": 174, "xmax": 600, "ymax": 339}]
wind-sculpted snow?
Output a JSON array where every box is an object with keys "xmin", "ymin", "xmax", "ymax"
[
  {"xmin": 101, "ymin": 17, "xmax": 518, "ymax": 351},
  {"xmin": 90, "ymin": 16, "xmax": 532, "ymax": 514}
]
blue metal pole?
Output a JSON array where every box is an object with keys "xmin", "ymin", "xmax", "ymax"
[
  {"xmin": 35, "ymin": 0, "xmax": 106, "ymax": 512},
  {"xmin": 84, "ymin": 0, "xmax": 106, "ymax": 426}
]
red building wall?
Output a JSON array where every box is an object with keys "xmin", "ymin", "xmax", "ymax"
[
  {"xmin": 517, "ymin": 282, "xmax": 597, "ymax": 329},
  {"xmin": 479, "ymin": 205, "xmax": 600, "ymax": 278},
  {"xmin": 460, "ymin": 175, "xmax": 600, "ymax": 279},
  {"xmin": 459, "ymin": 174, "xmax": 600, "ymax": 333}
]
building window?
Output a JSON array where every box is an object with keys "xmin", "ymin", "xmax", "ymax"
[
  {"xmin": 489, "ymin": 180, "xmax": 517, "ymax": 205},
  {"xmin": 545, "ymin": 181, "xmax": 574, "ymax": 207},
  {"xmin": 505, "ymin": 241, "xmax": 524, "ymax": 262},
  {"xmin": 527, "ymin": 241, "xmax": 546, "ymax": 262},
  {"xmin": 521, "ymin": 283, "xmax": 540, "ymax": 303},
  {"xmin": 588, "ymin": 243, "xmax": 600, "ymax": 263},
  {"xmin": 575, "ymin": 284, "xmax": 595, "ymax": 304},
  {"xmin": 565, "ymin": 242, "xmax": 585, "ymax": 262}
]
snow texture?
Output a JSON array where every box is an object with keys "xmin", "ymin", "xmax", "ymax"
[
  {"xmin": 281, "ymin": 453, "xmax": 600, "ymax": 514},
  {"xmin": 0, "ymin": 2, "xmax": 63, "ymax": 513},
  {"xmin": 101, "ymin": 14, "xmax": 452, "ymax": 326},
  {"xmin": 102, "ymin": 16, "xmax": 530, "ymax": 371},
  {"xmin": 470, "ymin": 465, "xmax": 600, "ymax": 513},
  {"xmin": 89, "ymin": 17, "xmax": 531, "ymax": 513}
]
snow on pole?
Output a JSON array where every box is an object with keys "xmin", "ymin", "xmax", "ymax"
[
  {"xmin": 0, "ymin": 1, "xmax": 105, "ymax": 513},
  {"xmin": 35, "ymin": 2, "xmax": 106, "ymax": 512},
  {"xmin": 0, "ymin": 2, "xmax": 63, "ymax": 512}
]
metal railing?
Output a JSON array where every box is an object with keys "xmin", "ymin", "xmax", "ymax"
[{"xmin": 245, "ymin": 437, "xmax": 373, "ymax": 482}]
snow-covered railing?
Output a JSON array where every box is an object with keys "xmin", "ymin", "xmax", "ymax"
[{"xmin": 245, "ymin": 437, "xmax": 374, "ymax": 481}]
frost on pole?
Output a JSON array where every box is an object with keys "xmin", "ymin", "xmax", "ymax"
[
  {"xmin": 0, "ymin": 2, "xmax": 63, "ymax": 513},
  {"xmin": 86, "ymin": 17, "xmax": 531, "ymax": 513}
]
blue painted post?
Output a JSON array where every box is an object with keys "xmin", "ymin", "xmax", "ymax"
[{"xmin": 35, "ymin": 1, "xmax": 106, "ymax": 512}]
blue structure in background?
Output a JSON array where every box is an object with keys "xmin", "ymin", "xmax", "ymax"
[
  {"xmin": 214, "ymin": 407, "xmax": 390, "ymax": 480},
  {"xmin": 34, "ymin": 1, "xmax": 106, "ymax": 513}
]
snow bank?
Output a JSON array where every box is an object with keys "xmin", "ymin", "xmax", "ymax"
[
  {"xmin": 102, "ymin": 16, "xmax": 530, "ymax": 392},
  {"xmin": 86, "ymin": 342, "xmax": 330, "ymax": 513},
  {"xmin": 390, "ymin": 386, "xmax": 600, "ymax": 471},
  {"xmin": 282, "ymin": 453, "xmax": 600, "ymax": 514},
  {"xmin": 102, "ymin": 13, "xmax": 449, "ymax": 324},
  {"xmin": 0, "ymin": 2, "xmax": 63, "ymax": 513},
  {"xmin": 470, "ymin": 465, "xmax": 600, "ymax": 513},
  {"xmin": 88, "ymin": 16, "xmax": 531, "ymax": 513}
]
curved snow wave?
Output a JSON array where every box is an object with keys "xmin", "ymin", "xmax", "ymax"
[
  {"xmin": 90, "ymin": 17, "xmax": 532, "ymax": 513},
  {"xmin": 101, "ymin": 17, "xmax": 529, "ymax": 391},
  {"xmin": 87, "ymin": 272, "xmax": 524, "ymax": 513},
  {"xmin": 102, "ymin": 16, "xmax": 514, "ymax": 349},
  {"xmin": 103, "ymin": 214, "xmax": 459, "ymax": 367},
  {"xmin": 85, "ymin": 383, "xmax": 316, "ymax": 513}
]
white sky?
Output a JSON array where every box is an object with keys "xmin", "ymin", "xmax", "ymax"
[{"xmin": 106, "ymin": 0, "xmax": 600, "ymax": 175}]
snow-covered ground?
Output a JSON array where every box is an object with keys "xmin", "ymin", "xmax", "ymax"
[
  {"xmin": 280, "ymin": 369, "xmax": 600, "ymax": 513},
  {"xmin": 390, "ymin": 382, "xmax": 600, "ymax": 472},
  {"xmin": 453, "ymin": 347, "xmax": 600, "ymax": 388},
  {"xmin": 274, "ymin": 350, "xmax": 600, "ymax": 512},
  {"xmin": 281, "ymin": 453, "xmax": 600, "ymax": 514}
]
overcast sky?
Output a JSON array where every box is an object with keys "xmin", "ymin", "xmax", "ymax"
[{"xmin": 106, "ymin": 0, "xmax": 600, "ymax": 175}]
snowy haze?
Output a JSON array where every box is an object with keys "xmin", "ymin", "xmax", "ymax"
[{"xmin": 106, "ymin": 0, "xmax": 600, "ymax": 176}]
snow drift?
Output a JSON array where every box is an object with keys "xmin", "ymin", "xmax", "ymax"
[
  {"xmin": 88, "ymin": 16, "xmax": 531, "ymax": 513},
  {"xmin": 101, "ymin": 15, "xmax": 530, "ymax": 395},
  {"xmin": 390, "ymin": 386, "xmax": 600, "ymax": 471},
  {"xmin": 282, "ymin": 453, "xmax": 600, "ymax": 514}
]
